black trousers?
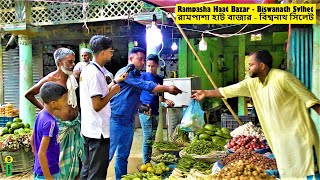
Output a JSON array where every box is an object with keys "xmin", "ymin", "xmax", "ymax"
[{"xmin": 80, "ymin": 135, "xmax": 110, "ymax": 180}]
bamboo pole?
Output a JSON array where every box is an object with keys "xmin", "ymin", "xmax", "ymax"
[{"xmin": 170, "ymin": 13, "xmax": 243, "ymax": 125}]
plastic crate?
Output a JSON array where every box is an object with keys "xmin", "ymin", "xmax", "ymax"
[
  {"xmin": 0, "ymin": 117, "xmax": 15, "ymax": 127},
  {"xmin": 221, "ymin": 113, "xmax": 257, "ymax": 131},
  {"xmin": 0, "ymin": 149, "xmax": 34, "ymax": 173}
]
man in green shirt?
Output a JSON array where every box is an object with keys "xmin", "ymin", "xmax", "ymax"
[{"xmin": 192, "ymin": 50, "xmax": 320, "ymax": 178}]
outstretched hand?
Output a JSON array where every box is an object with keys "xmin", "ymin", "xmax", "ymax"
[
  {"xmin": 168, "ymin": 86, "xmax": 182, "ymax": 95},
  {"xmin": 191, "ymin": 90, "xmax": 206, "ymax": 101}
]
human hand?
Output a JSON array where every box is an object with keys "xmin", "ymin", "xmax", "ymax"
[
  {"xmin": 110, "ymin": 84, "xmax": 120, "ymax": 95},
  {"xmin": 165, "ymin": 99, "xmax": 175, "ymax": 107},
  {"xmin": 191, "ymin": 90, "xmax": 206, "ymax": 101},
  {"xmin": 168, "ymin": 86, "xmax": 182, "ymax": 95},
  {"xmin": 144, "ymin": 106, "xmax": 152, "ymax": 116},
  {"xmin": 115, "ymin": 72, "xmax": 128, "ymax": 83}
]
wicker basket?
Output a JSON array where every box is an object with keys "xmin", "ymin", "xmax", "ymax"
[{"xmin": 179, "ymin": 149, "xmax": 227, "ymax": 163}]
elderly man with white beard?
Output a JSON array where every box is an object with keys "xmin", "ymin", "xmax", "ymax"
[{"xmin": 25, "ymin": 47, "xmax": 84, "ymax": 180}]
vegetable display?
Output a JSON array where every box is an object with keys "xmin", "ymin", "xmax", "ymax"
[
  {"xmin": 194, "ymin": 124, "xmax": 231, "ymax": 147},
  {"xmin": 221, "ymin": 147, "xmax": 277, "ymax": 170},
  {"xmin": 227, "ymin": 135, "xmax": 269, "ymax": 152},
  {"xmin": 184, "ymin": 140, "xmax": 222, "ymax": 155},
  {"xmin": 151, "ymin": 153, "xmax": 178, "ymax": 164},
  {"xmin": 209, "ymin": 160, "xmax": 276, "ymax": 180},
  {"xmin": 121, "ymin": 172, "xmax": 161, "ymax": 180},
  {"xmin": 230, "ymin": 122, "xmax": 265, "ymax": 141},
  {"xmin": 152, "ymin": 141, "xmax": 181, "ymax": 151}
]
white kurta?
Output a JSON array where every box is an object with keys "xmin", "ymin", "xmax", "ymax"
[{"xmin": 220, "ymin": 69, "xmax": 320, "ymax": 178}]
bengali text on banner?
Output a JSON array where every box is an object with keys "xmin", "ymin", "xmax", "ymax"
[{"xmin": 175, "ymin": 4, "xmax": 316, "ymax": 24}]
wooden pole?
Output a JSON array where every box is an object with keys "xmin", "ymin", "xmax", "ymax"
[{"xmin": 170, "ymin": 13, "xmax": 243, "ymax": 125}]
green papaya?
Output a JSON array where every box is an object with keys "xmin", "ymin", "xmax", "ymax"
[
  {"xmin": 212, "ymin": 136, "xmax": 227, "ymax": 146},
  {"xmin": 11, "ymin": 122, "xmax": 19, "ymax": 130},
  {"xmin": 9, "ymin": 128, "xmax": 14, "ymax": 134},
  {"xmin": 215, "ymin": 131, "xmax": 232, "ymax": 139},
  {"xmin": 13, "ymin": 118, "xmax": 22, "ymax": 123},
  {"xmin": 199, "ymin": 133, "xmax": 211, "ymax": 141},
  {"xmin": 6, "ymin": 121, "xmax": 13, "ymax": 128},
  {"xmin": 1, "ymin": 127, "xmax": 9, "ymax": 136},
  {"xmin": 25, "ymin": 123, "xmax": 30, "ymax": 128},
  {"xmin": 18, "ymin": 122, "xmax": 25, "ymax": 129},
  {"xmin": 204, "ymin": 124, "xmax": 216, "ymax": 131},
  {"xmin": 221, "ymin": 127, "xmax": 230, "ymax": 134}
]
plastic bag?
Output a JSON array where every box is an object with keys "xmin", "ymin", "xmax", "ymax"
[{"xmin": 180, "ymin": 100, "xmax": 205, "ymax": 132}]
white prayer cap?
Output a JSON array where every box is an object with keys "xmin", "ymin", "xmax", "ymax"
[{"xmin": 81, "ymin": 48, "xmax": 92, "ymax": 54}]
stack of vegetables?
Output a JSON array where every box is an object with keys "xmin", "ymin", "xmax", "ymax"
[
  {"xmin": 0, "ymin": 117, "xmax": 32, "ymax": 151},
  {"xmin": 194, "ymin": 124, "xmax": 231, "ymax": 147},
  {"xmin": 208, "ymin": 160, "xmax": 277, "ymax": 180},
  {"xmin": 220, "ymin": 147, "xmax": 277, "ymax": 171},
  {"xmin": 169, "ymin": 156, "xmax": 213, "ymax": 179},
  {"xmin": 121, "ymin": 172, "xmax": 161, "ymax": 180},
  {"xmin": 151, "ymin": 153, "xmax": 178, "ymax": 164},
  {"xmin": 152, "ymin": 141, "xmax": 183, "ymax": 151},
  {"xmin": 227, "ymin": 122, "xmax": 269, "ymax": 152}
]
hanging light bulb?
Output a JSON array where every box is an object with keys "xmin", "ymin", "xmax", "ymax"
[
  {"xmin": 171, "ymin": 42, "xmax": 178, "ymax": 51},
  {"xmin": 199, "ymin": 33, "xmax": 207, "ymax": 51},
  {"xmin": 146, "ymin": 14, "xmax": 163, "ymax": 48}
]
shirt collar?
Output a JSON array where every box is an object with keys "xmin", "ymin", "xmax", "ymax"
[
  {"xmin": 92, "ymin": 61, "xmax": 107, "ymax": 74},
  {"xmin": 128, "ymin": 64, "xmax": 140, "ymax": 76},
  {"xmin": 260, "ymin": 68, "xmax": 273, "ymax": 86}
]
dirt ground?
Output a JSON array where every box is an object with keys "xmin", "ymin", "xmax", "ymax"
[{"xmin": 0, "ymin": 171, "xmax": 33, "ymax": 180}]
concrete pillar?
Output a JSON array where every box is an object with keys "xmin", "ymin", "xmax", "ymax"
[
  {"xmin": 238, "ymin": 36, "xmax": 247, "ymax": 115},
  {"xmin": 311, "ymin": 24, "xmax": 320, "ymax": 138},
  {"xmin": 18, "ymin": 35, "xmax": 35, "ymax": 125},
  {"xmin": 0, "ymin": 38, "xmax": 3, "ymax": 105},
  {"xmin": 178, "ymin": 38, "xmax": 188, "ymax": 77}
]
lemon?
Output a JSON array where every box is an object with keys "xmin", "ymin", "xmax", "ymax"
[
  {"xmin": 140, "ymin": 164, "xmax": 148, "ymax": 172},
  {"xmin": 146, "ymin": 162, "xmax": 152, "ymax": 167},
  {"xmin": 147, "ymin": 167, "xmax": 154, "ymax": 173}
]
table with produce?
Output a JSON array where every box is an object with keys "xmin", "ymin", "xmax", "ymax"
[
  {"xmin": 121, "ymin": 120, "xmax": 280, "ymax": 180},
  {"xmin": 0, "ymin": 117, "xmax": 34, "ymax": 173}
]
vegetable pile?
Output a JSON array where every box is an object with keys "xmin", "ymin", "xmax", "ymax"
[
  {"xmin": 184, "ymin": 140, "xmax": 223, "ymax": 155},
  {"xmin": 121, "ymin": 172, "xmax": 161, "ymax": 180},
  {"xmin": 151, "ymin": 153, "xmax": 178, "ymax": 164},
  {"xmin": 176, "ymin": 156, "xmax": 212, "ymax": 174},
  {"xmin": 194, "ymin": 124, "xmax": 231, "ymax": 147},
  {"xmin": 221, "ymin": 147, "xmax": 277, "ymax": 170},
  {"xmin": 0, "ymin": 118, "xmax": 33, "ymax": 151},
  {"xmin": 230, "ymin": 122, "xmax": 265, "ymax": 141},
  {"xmin": 152, "ymin": 141, "xmax": 181, "ymax": 151},
  {"xmin": 227, "ymin": 135, "xmax": 269, "ymax": 152},
  {"xmin": 209, "ymin": 160, "xmax": 276, "ymax": 180}
]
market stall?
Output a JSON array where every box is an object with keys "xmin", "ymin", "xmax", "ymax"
[
  {"xmin": 120, "ymin": 119, "xmax": 280, "ymax": 180},
  {"xmin": 0, "ymin": 104, "xmax": 33, "ymax": 174}
]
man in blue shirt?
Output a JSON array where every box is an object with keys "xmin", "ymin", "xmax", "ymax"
[
  {"xmin": 139, "ymin": 54, "xmax": 175, "ymax": 164},
  {"xmin": 109, "ymin": 47, "xmax": 182, "ymax": 179}
]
